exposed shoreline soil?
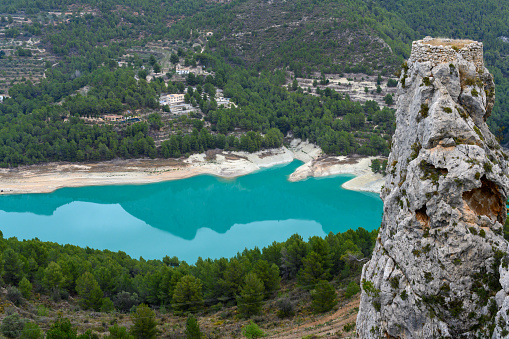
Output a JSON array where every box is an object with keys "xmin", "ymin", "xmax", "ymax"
[{"xmin": 0, "ymin": 140, "xmax": 384, "ymax": 195}]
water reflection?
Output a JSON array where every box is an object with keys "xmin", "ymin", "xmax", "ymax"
[
  {"xmin": 0, "ymin": 161, "xmax": 382, "ymax": 261},
  {"xmin": 0, "ymin": 201, "xmax": 326, "ymax": 262}
]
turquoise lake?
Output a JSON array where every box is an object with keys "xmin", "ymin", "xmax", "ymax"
[{"xmin": 0, "ymin": 161, "xmax": 382, "ymax": 263}]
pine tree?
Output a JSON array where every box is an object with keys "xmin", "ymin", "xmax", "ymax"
[
  {"xmin": 297, "ymin": 251, "xmax": 329, "ymax": 289},
  {"xmin": 18, "ymin": 277, "xmax": 32, "ymax": 299},
  {"xmin": 46, "ymin": 318, "xmax": 77, "ymax": 339},
  {"xmin": 344, "ymin": 281, "xmax": 360, "ymax": 299},
  {"xmin": 280, "ymin": 234, "xmax": 308, "ymax": 280},
  {"xmin": 172, "ymin": 275, "xmax": 203, "ymax": 314},
  {"xmin": 185, "ymin": 315, "xmax": 201, "ymax": 339},
  {"xmin": 130, "ymin": 304, "xmax": 158, "ymax": 339},
  {"xmin": 43, "ymin": 262, "xmax": 64, "ymax": 291},
  {"xmin": 3, "ymin": 249, "xmax": 23, "ymax": 285},
  {"xmin": 310, "ymin": 280, "xmax": 337, "ymax": 313},
  {"xmin": 76, "ymin": 272, "xmax": 104, "ymax": 311},
  {"xmin": 252, "ymin": 260, "xmax": 280, "ymax": 297},
  {"xmin": 236, "ymin": 273, "xmax": 265, "ymax": 318}
]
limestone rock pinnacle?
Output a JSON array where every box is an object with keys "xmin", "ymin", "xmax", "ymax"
[{"xmin": 356, "ymin": 37, "xmax": 509, "ymax": 338}]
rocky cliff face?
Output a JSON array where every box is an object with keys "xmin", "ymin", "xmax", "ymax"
[{"xmin": 356, "ymin": 37, "xmax": 509, "ymax": 338}]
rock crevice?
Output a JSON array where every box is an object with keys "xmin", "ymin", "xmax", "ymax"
[{"xmin": 356, "ymin": 37, "xmax": 509, "ymax": 338}]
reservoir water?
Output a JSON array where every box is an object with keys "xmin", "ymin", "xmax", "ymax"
[{"xmin": 0, "ymin": 161, "xmax": 382, "ymax": 263}]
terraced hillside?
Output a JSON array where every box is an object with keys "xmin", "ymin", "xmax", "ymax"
[{"xmin": 210, "ymin": 0, "xmax": 411, "ymax": 76}]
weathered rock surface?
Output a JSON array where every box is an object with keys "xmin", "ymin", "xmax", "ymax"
[{"xmin": 356, "ymin": 37, "xmax": 509, "ymax": 338}]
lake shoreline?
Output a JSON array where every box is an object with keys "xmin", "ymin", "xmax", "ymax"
[{"xmin": 0, "ymin": 140, "xmax": 384, "ymax": 195}]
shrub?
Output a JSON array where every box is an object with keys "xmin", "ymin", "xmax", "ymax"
[
  {"xmin": 362, "ymin": 279, "xmax": 380, "ymax": 298},
  {"xmin": 410, "ymin": 142, "xmax": 421, "ymax": 160},
  {"xmin": 210, "ymin": 302, "xmax": 223, "ymax": 312},
  {"xmin": 1, "ymin": 313, "xmax": 26, "ymax": 338},
  {"xmin": 474, "ymin": 126, "xmax": 484, "ymax": 141},
  {"xmin": 7, "ymin": 286, "xmax": 23, "ymax": 306},
  {"xmin": 185, "ymin": 315, "xmax": 201, "ymax": 339},
  {"xmin": 384, "ymin": 94, "xmax": 394, "ymax": 105},
  {"xmin": 400, "ymin": 290, "xmax": 408, "ymax": 300},
  {"xmin": 36, "ymin": 305, "xmax": 49, "ymax": 317},
  {"xmin": 311, "ymin": 280, "xmax": 338, "ymax": 313},
  {"xmin": 387, "ymin": 79, "xmax": 398, "ymax": 87},
  {"xmin": 276, "ymin": 298, "xmax": 295, "ymax": 318},
  {"xmin": 114, "ymin": 291, "xmax": 139, "ymax": 313},
  {"xmin": 344, "ymin": 281, "xmax": 360, "ymax": 298},
  {"xmin": 101, "ymin": 297, "xmax": 115, "ymax": 313},
  {"xmin": 483, "ymin": 161, "xmax": 492, "ymax": 173},
  {"xmin": 242, "ymin": 322, "xmax": 265, "ymax": 338},
  {"xmin": 107, "ymin": 324, "xmax": 131, "ymax": 339},
  {"xmin": 418, "ymin": 104, "xmax": 429, "ymax": 121},
  {"xmin": 46, "ymin": 318, "xmax": 77, "ymax": 339},
  {"xmin": 20, "ymin": 322, "xmax": 43, "ymax": 339},
  {"xmin": 343, "ymin": 322, "xmax": 356, "ymax": 332},
  {"xmin": 77, "ymin": 330, "xmax": 99, "ymax": 339},
  {"xmin": 50, "ymin": 288, "xmax": 65, "ymax": 303},
  {"xmin": 18, "ymin": 278, "xmax": 32, "ymax": 300}
]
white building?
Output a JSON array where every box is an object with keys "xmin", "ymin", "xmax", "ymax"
[
  {"xmin": 160, "ymin": 93, "xmax": 185, "ymax": 105},
  {"xmin": 176, "ymin": 69, "xmax": 190, "ymax": 75}
]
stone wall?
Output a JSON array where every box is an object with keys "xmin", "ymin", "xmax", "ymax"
[{"xmin": 408, "ymin": 36, "xmax": 484, "ymax": 70}]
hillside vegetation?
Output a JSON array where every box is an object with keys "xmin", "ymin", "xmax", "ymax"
[
  {"xmin": 373, "ymin": 0, "xmax": 509, "ymax": 145},
  {"xmin": 205, "ymin": 0, "xmax": 406, "ymax": 76},
  {"xmin": 0, "ymin": 0, "xmax": 508, "ymax": 168},
  {"xmin": 0, "ymin": 228, "xmax": 375, "ymax": 337},
  {"xmin": 0, "ymin": 0, "xmax": 509, "ymax": 336},
  {"xmin": 0, "ymin": 0, "xmax": 403, "ymax": 167}
]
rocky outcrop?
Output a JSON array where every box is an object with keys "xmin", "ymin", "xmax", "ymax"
[{"xmin": 356, "ymin": 37, "xmax": 509, "ymax": 338}]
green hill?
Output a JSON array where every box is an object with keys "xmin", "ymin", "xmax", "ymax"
[
  {"xmin": 209, "ymin": 0, "xmax": 406, "ymax": 76},
  {"xmin": 1, "ymin": 0, "xmax": 509, "ymax": 167}
]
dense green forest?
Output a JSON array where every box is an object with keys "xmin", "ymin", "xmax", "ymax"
[
  {"xmin": 0, "ymin": 43, "xmax": 394, "ymax": 166},
  {"xmin": 0, "ymin": 0, "xmax": 405, "ymax": 167},
  {"xmin": 0, "ymin": 228, "xmax": 376, "ymax": 336},
  {"xmin": 0, "ymin": 0, "xmax": 507, "ymax": 168},
  {"xmin": 1, "ymin": 0, "xmax": 508, "ymax": 167},
  {"xmin": 0, "ymin": 214, "xmax": 506, "ymax": 337}
]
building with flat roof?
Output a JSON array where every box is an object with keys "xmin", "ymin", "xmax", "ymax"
[
  {"xmin": 160, "ymin": 93, "xmax": 185, "ymax": 105},
  {"xmin": 103, "ymin": 114, "xmax": 124, "ymax": 121}
]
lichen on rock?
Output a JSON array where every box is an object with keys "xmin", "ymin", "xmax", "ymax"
[{"xmin": 356, "ymin": 37, "xmax": 509, "ymax": 338}]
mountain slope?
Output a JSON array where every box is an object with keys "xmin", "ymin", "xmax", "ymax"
[{"xmin": 193, "ymin": 0, "xmax": 415, "ymax": 76}]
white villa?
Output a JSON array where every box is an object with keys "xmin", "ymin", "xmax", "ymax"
[{"xmin": 160, "ymin": 93, "xmax": 185, "ymax": 105}]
